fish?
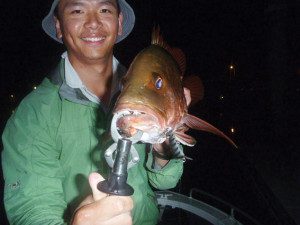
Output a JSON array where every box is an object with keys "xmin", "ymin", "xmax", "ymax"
[{"xmin": 110, "ymin": 27, "xmax": 237, "ymax": 153}]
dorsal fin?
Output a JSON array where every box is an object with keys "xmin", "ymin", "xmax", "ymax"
[
  {"xmin": 151, "ymin": 27, "xmax": 186, "ymax": 75},
  {"xmin": 169, "ymin": 47, "xmax": 186, "ymax": 75},
  {"xmin": 151, "ymin": 26, "xmax": 169, "ymax": 49}
]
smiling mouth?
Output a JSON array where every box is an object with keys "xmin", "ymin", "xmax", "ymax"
[{"xmin": 81, "ymin": 37, "xmax": 106, "ymax": 42}]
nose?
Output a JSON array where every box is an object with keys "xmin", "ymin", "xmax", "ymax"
[{"xmin": 85, "ymin": 12, "xmax": 102, "ymax": 30}]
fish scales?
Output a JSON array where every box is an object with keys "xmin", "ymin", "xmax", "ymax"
[{"xmin": 110, "ymin": 27, "xmax": 237, "ymax": 158}]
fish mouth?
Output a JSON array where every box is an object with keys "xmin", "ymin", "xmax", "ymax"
[{"xmin": 111, "ymin": 107, "xmax": 168, "ymax": 144}]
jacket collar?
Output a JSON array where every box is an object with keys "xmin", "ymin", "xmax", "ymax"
[{"xmin": 48, "ymin": 58, "xmax": 126, "ymax": 112}]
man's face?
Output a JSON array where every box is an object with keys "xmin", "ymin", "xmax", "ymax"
[{"xmin": 55, "ymin": 0, "xmax": 123, "ymax": 63}]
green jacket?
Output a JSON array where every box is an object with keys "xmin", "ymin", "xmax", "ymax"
[{"xmin": 2, "ymin": 59, "xmax": 183, "ymax": 225}]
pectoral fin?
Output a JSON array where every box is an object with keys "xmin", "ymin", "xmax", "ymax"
[
  {"xmin": 174, "ymin": 130, "xmax": 197, "ymax": 147},
  {"xmin": 182, "ymin": 114, "xmax": 238, "ymax": 148}
]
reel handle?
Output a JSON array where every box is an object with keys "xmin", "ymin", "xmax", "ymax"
[{"xmin": 97, "ymin": 138, "xmax": 134, "ymax": 196}]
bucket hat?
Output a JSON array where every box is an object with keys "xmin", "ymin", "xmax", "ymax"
[{"xmin": 42, "ymin": 0, "xmax": 135, "ymax": 44}]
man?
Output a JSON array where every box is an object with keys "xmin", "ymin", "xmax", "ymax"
[{"xmin": 2, "ymin": 0, "xmax": 185, "ymax": 224}]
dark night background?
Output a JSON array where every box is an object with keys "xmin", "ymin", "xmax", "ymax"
[{"xmin": 1, "ymin": 0, "xmax": 300, "ymax": 224}]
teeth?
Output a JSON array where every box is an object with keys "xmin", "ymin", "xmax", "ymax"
[{"xmin": 82, "ymin": 37, "xmax": 105, "ymax": 42}]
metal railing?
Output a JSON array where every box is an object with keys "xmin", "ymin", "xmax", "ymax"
[
  {"xmin": 189, "ymin": 188, "xmax": 262, "ymax": 225},
  {"xmin": 156, "ymin": 189, "xmax": 262, "ymax": 225}
]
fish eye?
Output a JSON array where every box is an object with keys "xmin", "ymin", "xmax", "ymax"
[{"xmin": 155, "ymin": 77, "xmax": 163, "ymax": 89}]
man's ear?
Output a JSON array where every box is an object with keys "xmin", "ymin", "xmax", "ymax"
[
  {"xmin": 118, "ymin": 13, "xmax": 123, "ymax": 36},
  {"xmin": 55, "ymin": 17, "xmax": 63, "ymax": 40}
]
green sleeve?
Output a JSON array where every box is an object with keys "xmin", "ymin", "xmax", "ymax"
[
  {"xmin": 146, "ymin": 149, "xmax": 183, "ymax": 190},
  {"xmin": 1, "ymin": 95, "xmax": 66, "ymax": 225}
]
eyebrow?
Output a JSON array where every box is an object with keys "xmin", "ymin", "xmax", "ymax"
[
  {"xmin": 65, "ymin": 0, "xmax": 117, "ymax": 8},
  {"xmin": 100, "ymin": 0, "xmax": 118, "ymax": 8},
  {"xmin": 64, "ymin": 1, "xmax": 85, "ymax": 9}
]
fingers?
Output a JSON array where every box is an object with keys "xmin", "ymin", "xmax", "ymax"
[
  {"xmin": 102, "ymin": 212, "xmax": 132, "ymax": 225},
  {"xmin": 153, "ymin": 143, "xmax": 164, "ymax": 154},
  {"xmin": 88, "ymin": 172, "xmax": 107, "ymax": 201},
  {"xmin": 183, "ymin": 87, "xmax": 191, "ymax": 107},
  {"xmin": 72, "ymin": 195, "xmax": 133, "ymax": 225},
  {"xmin": 75, "ymin": 195, "xmax": 94, "ymax": 211},
  {"xmin": 93, "ymin": 195, "xmax": 133, "ymax": 220},
  {"xmin": 72, "ymin": 172, "xmax": 134, "ymax": 225},
  {"xmin": 88, "ymin": 172, "xmax": 133, "ymax": 221}
]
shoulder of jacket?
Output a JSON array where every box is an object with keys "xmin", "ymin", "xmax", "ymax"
[{"xmin": 13, "ymin": 78, "xmax": 62, "ymax": 123}]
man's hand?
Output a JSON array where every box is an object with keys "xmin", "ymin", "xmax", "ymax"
[
  {"xmin": 152, "ymin": 87, "xmax": 191, "ymax": 167},
  {"xmin": 71, "ymin": 173, "xmax": 133, "ymax": 225},
  {"xmin": 183, "ymin": 87, "xmax": 191, "ymax": 107}
]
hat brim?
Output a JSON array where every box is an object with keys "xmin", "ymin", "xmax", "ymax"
[{"xmin": 42, "ymin": 0, "xmax": 135, "ymax": 44}]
